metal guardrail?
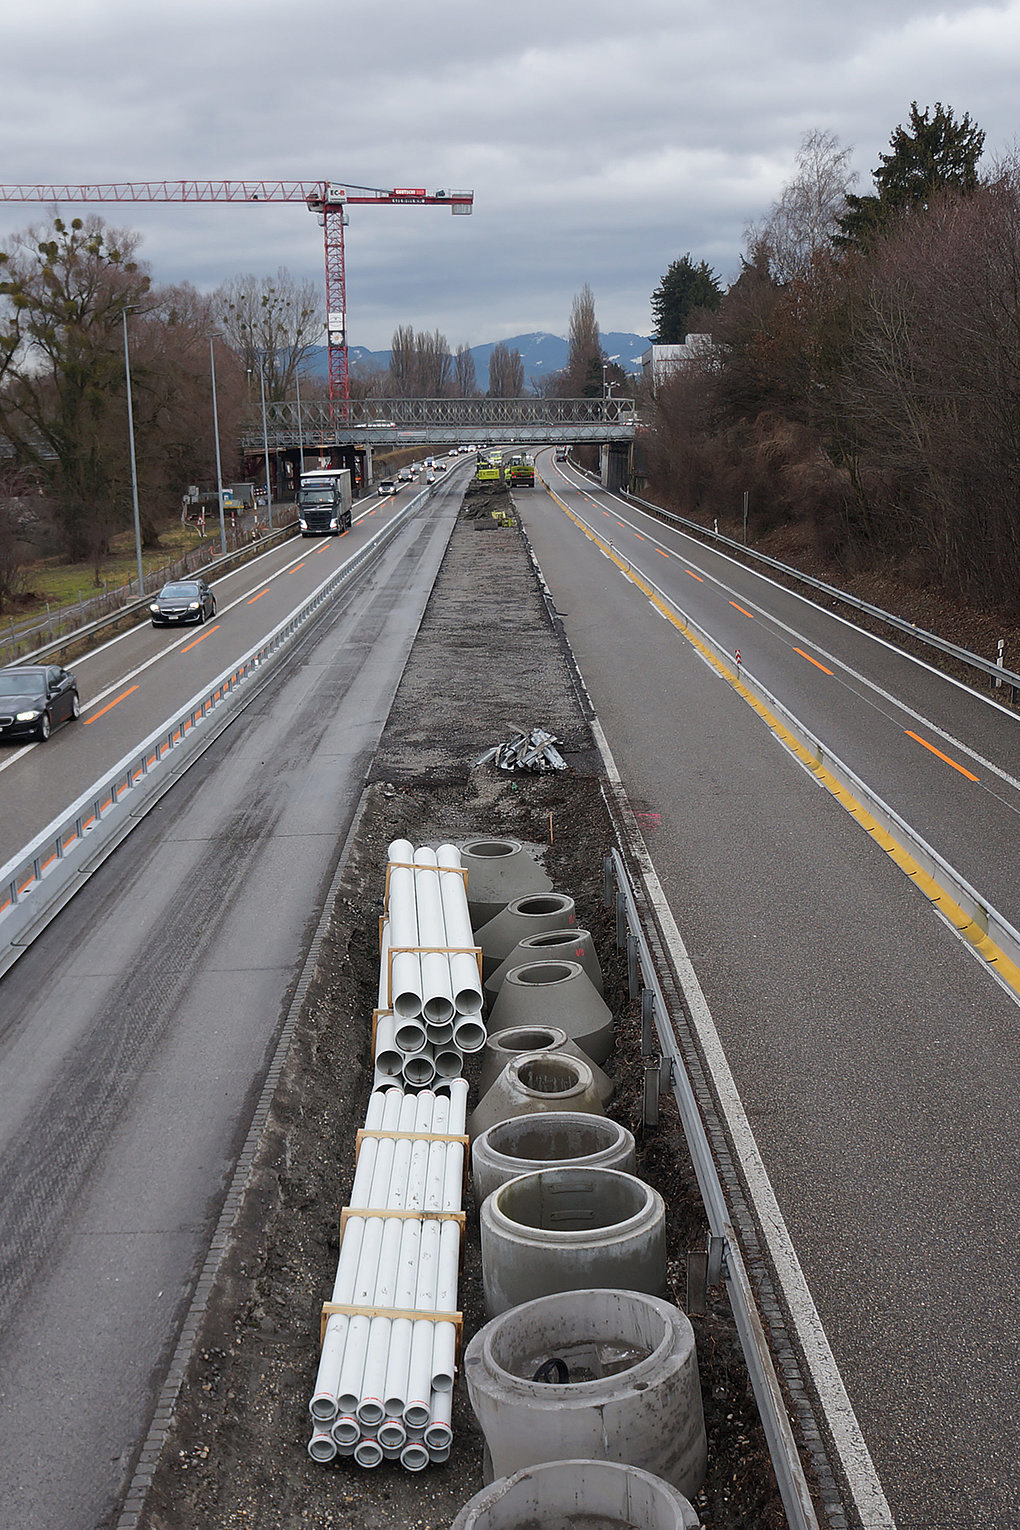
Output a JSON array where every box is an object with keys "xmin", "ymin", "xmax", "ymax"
[
  {"xmin": 570, "ymin": 488, "xmax": 1020, "ymax": 987},
  {"xmin": 604, "ymin": 848, "xmax": 821, "ymax": 1530},
  {"xmin": 623, "ymin": 488, "xmax": 1020, "ymax": 696},
  {"xmin": 252, "ymin": 397, "xmax": 638, "ymax": 450},
  {"xmin": 0, "ymin": 491, "xmax": 428, "ymax": 978}
]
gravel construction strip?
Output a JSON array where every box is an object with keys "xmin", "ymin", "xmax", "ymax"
[{"xmin": 129, "ymin": 480, "xmax": 786, "ymax": 1530}]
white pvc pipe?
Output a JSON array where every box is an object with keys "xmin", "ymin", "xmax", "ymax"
[
  {"xmin": 374, "ymin": 1012, "xmax": 403, "ymax": 1078},
  {"xmin": 446, "ymin": 1077, "xmax": 470, "ymax": 1135},
  {"xmin": 452, "ymin": 1012, "xmax": 487, "ymax": 1053},
  {"xmin": 433, "ymin": 1045, "xmax": 463, "ymax": 1079},
  {"xmin": 437, "ymin": 842, "xmax": 484, "ymax": 1014},
  {"xmin": 425, "ymin": 1017, "xmax": 455, "ymax": 1046},
  {"xmin": 331, "ymin": 1415, "xmax": 360, "ymax": 1448},
  {"xmin": 400, "ymin": 1440, "xmax": 430, "ymax": 1471},
  {"xmin": 414, "ymin": 847, "xmax": 456, "ymax": 1024},
  {"xmin": 404, "ymin": 1216, "xmax": 441, "ymax": 1430},
  {"xmin": 309, "ymin": 1089, "xmax": 392, "ymax": 1422},
  {"xmin": 308, "ymin": 1428, "xmax": 337, "ymax": 1462},
  {"xmin": 378, "ymin": 1417, "xmax": 407, "ymax": 1450},
  {"xmin": 401, "ymin": 1045, "xmax": 436, "ymax": 1086},
  {"xmin": 431, "ymin": 1217, "xmax": 462, "ymax": 1391},
  {"xmin": 387, "ymin": 838, "xmax": 423, "ymax": 1019},
  {"xmin": 424, "ymin": 1388, "xmax": 453, "ymax": 1452},
  {"xmin": 354, "ymin": 1436, "xmax": 383, "ymax": 1468},
  {"xmin": 394, "ymin": 1014, "xmax": 428, "ymax": 1054}
]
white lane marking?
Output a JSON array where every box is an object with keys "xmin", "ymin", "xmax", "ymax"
[
  {"xmin": 0, "ymin": 507, "xmax": 382, "ymax": 775},
  {"xmin": 591, "ymin": 710, "xmax": 896, "ymax": 1528},
  {"xmin": 559, "ymin": 488, "xmax": 1020, "ymax": 798}
]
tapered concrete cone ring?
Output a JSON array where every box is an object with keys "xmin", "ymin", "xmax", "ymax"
[
  {"xmin": 488, "ymin": 960, "xmax": 614, "ymax": 1065},
  {"xmin": 449, "ymin": 1459, "xmax": 701, "ymax": 1530},
  {"xmin": 478, "ymin": 1024, "xmax": 613, "ymax": 1105},
  {"xmin": 485, "ymin": 926, "xmax": 603, "ymax": 998},
  {"xmin": 468, "ymin": 1051, "xmax": 605, "ymax": 1139},
  {"xmin": 461, "ymin": 839, "xmax": 552, "ymax": 927},
  {"xmin": 475, "ymin": 894, "xmax": 577, "ymax": 978}
]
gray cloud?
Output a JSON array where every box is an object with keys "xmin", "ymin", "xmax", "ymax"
[{"xmin": 1, "ymin": 0, "xmax": 1018, "ymax": 348}]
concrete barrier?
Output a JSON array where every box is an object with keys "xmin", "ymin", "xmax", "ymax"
[
  {"xmin": 471, "ymin": 1112, "xmax": 635, "ymax": 1203},
  {"xmin": 487, "ymin": 960, "xmax": 614, "ymax": 1064},
  {"xmin": 461, "ymin": 839, "xmax": 552, "ymax": 926},
  {"xmin": 484, "ymin": 926, "xmax": 603, "ymax": 998},
  {"xmin": 480, "ymin": 1167, "xmax": 667, "ymax": 1317},
  {"xmin": 478, "ymin": 1025, "xmax": 613, "ymax": 1105},
  {"xmin": 464, "ymin": 1288, "xmax": 706, "ymax": 1496},
  {"xmin": 469, "ymin": 1053, "xmax": 604, "ymax": 1140},
  {"xmin": 449, "ymin": 1459, "xmax": 701, "ymax": 1529}
]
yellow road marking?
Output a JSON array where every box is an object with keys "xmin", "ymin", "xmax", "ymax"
[{"xmin": 542, "ymin": 481, "xmax": 1019, "ymax": 998}]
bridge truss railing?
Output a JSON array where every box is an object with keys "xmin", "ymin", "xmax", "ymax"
[{"xmin": 249, "ymin": 396, "xmax": 637, "ymax": 448}]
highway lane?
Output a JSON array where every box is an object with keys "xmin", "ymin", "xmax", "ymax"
[
  {"xmin": 0, "ymin": 480, "xmax": 462, "ymax": 1530},
  {"xmin": 541, "ymin": 457, "xmax": 1020, "ymax": 934},
  {"xmin": 0, "ymin": 483, "xmax": 427, "ymax": 868},
  {"xmin": 519, "ymin": 460, "xmax": 1020, "ymax": 1530}
]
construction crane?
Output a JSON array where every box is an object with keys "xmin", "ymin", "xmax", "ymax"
[{"xmin": 0, "ymin": 180, "xmax": 474, "ymax": 402}]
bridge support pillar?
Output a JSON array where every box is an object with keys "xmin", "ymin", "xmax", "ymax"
[{"xmin": 600, "ymin": 441, "xmax": 632, "ymax": 493}]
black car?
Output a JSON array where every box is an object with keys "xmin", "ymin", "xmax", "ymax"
[
  {"xmin": 0, "ymin": 664, "xmax": 80, "ymax": 742},
  {"xmin": 149, "ymin": 579, "xmax": 216, "ymax": 627}
]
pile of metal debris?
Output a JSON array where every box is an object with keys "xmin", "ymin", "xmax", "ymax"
[{"xmin": 474, "ymin": 727, "xmax": 567, "ymax": 774}]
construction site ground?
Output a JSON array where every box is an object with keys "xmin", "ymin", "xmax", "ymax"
[{"xmin": 134, "ymin": 480, "xmax": 785, "ymax": 1530}]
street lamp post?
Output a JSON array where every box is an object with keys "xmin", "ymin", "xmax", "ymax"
[
  {"xmin": 294, "ymin": 367, "xmax": 306, "ymax": 481},
  {"xmin": 208, "ymin": 335, "xmax": 227, "ymax": 556},
  {"xmin": 258, "ymin": 362, "xmax": 273, "ymax": 529},
  {"xmin": 121, "ymin": 307, "xmax": 144, "ymax": 594}
]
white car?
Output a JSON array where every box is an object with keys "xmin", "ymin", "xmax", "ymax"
[{"xmin": 377, "ymin": 479, "xmax": 397, "ymax": 496}]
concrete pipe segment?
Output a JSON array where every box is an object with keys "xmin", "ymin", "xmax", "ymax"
[
  {"xmin": 449, "ymin": 1459, "xmax": 701, "ymax": 1530},
  {"xmin": 469, "ymin": 1052, "xmax": 605, "ymax": 1140},
  {"xmin": 474, "ymin": 894, "xmax": 576, "ymax": 979},
  {"xmin": 471, "ymin": 1112, "xmax": 636, "ymax": 1204},
  {"xmin": 480, "ymin": 1167, "xmax": 667, "ymax": 1317},
  {"xmin": 487, "ymin": 960, "xmax": 614, "ymax": 1065},
  {"xmin": 478, "ymin": 1025, "xmax": 614, "ymax": 1105},
  {"xmin": 464, "ymin": 1288, "xmax": 706, "ymax": 1496},
  {"xmin": 484, "ymin": 926, "xmax": 604, "ymax": 999},
  {"xmin": 461, "ymin": 838, "xmax": 553, "ymax": 927}
]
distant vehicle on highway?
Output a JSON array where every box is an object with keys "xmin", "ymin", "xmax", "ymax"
[
  {"xmin": 0, "ymin": 664, "xmax": 80, "ymax": 742},
  {"xmin": 434, "ymin": 460, "xmax": 447, "ymax": 472},
  {"xmin": 397, "ymin": 467, "xmax": 415, "ymax": 483},
  {"xmin": 554, "ymin": 448, "xmax": 568, "ymax": 462},
  {"xmin": 149, "ymin": 579, "xmax": 217, "ymax": 627},
  {"xmin": 377, "ymin": 479, "xmax": 398, "ymax": 497}
]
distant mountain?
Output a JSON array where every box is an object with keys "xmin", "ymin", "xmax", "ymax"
[{"xmin": 304, "ymin": 330, "xmax": 651, "ymax": 389}]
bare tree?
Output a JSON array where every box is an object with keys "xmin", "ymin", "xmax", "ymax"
[
  {"xmin": 454, "ymin": 343, "xmax": 477, "ymax": 396},
  {"xmin": 747, "ymin": 130, "xmax": 857, "ymax": 282},
  {"xmin": 388, "ymin": 324, "xmax": 417, "ymax": 394},
  {"xmin": 566, "ymin": 283, "xmax": 602, "ymax": 394},
  {"xmin": 488, "ymin": 342, "xmax": 525, "ymax": 397},
  {"xmin": 216, "ymin": 267, "xmax": 322, "ymax": 400},
  {"xmin": 387, "ymin": 326, "xmax": 451, "ymax": 395}
]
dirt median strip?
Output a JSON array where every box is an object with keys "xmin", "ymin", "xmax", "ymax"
[{"xmin": 130, "ymin": 484, "xmax": 785, "ymax": 1530}]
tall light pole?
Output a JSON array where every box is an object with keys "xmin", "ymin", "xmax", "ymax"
[
  {"xmin": 208, "ymin": 335, "xmax": 227, "ymax": 556},
  {"xmin": 121, "ymin": 307, "xmax": 144, "ymax": 594},
  {"xmin": 294, "ymin": 366, "xmax": 306, "ymax": 482},
  {"xmin": 258, "ymin": 359, "xmax": 273, "ymax": 529}
]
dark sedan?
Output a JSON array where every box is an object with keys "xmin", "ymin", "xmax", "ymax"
[
  {"xmin": 149, "ymin": 579, "xmax": 216, "ymax": 627},
  {"xmin": 0, "ymin": 664, "xmax": 80, "ymax": 742}
]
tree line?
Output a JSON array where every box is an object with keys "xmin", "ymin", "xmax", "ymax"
[{"xmin": 645, "ymin": 103, "xmax": 1020, "ymax": 611}]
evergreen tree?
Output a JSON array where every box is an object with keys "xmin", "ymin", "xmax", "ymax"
[
  {"xmin": 650, "ymin": 255, "xmax": 722, "ymax": 343},
  {"xmin": 835, "ymin": 102, "xmax": 984, "ymax": 251}
]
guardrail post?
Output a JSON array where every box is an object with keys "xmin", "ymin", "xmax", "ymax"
[
  {"xmin": 640, "ymin": 988, "xmax": 655, "ymax": 1056},
  {"xmin": 615, "ymin": 887, "xmax": 627, "ymax": 949},
  {"xmin": 603, "ymin": 854, "xmax": 614, "ymax": 910},
  {"xmin": 627, "ymin": 931, "xmax": 640, "ymax": 1000}
]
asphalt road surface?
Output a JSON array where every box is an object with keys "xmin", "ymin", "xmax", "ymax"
[
  {"xmin": 0, "ymin": 479, "xmax": 463, "ymax": 1530},
  {"xmin": 520, "ymin": 452, "xmax": 1020, "ymax": 1530}
]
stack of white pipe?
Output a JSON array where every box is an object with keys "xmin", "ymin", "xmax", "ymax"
[
  {"xmin": 307, "ymin": 1078, "xmax": 468, "ymax": 1469},
  {"xmin": 374, "ymin": 841, "xmax": 487, "ymax": 1089}
]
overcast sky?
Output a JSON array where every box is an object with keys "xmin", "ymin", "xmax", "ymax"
[{"xmin": 1, "ymin": 0, "xmax": 1018, "ymax": 352}]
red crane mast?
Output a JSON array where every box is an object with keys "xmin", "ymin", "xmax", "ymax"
[{"xmin": 0, "ymin": 180, "xmax": 474, "ymax": 402}]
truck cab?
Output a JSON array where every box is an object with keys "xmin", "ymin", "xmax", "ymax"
[{"xmin": 297, "ymin": 468, "xmax": 353, "ymax": 536}]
